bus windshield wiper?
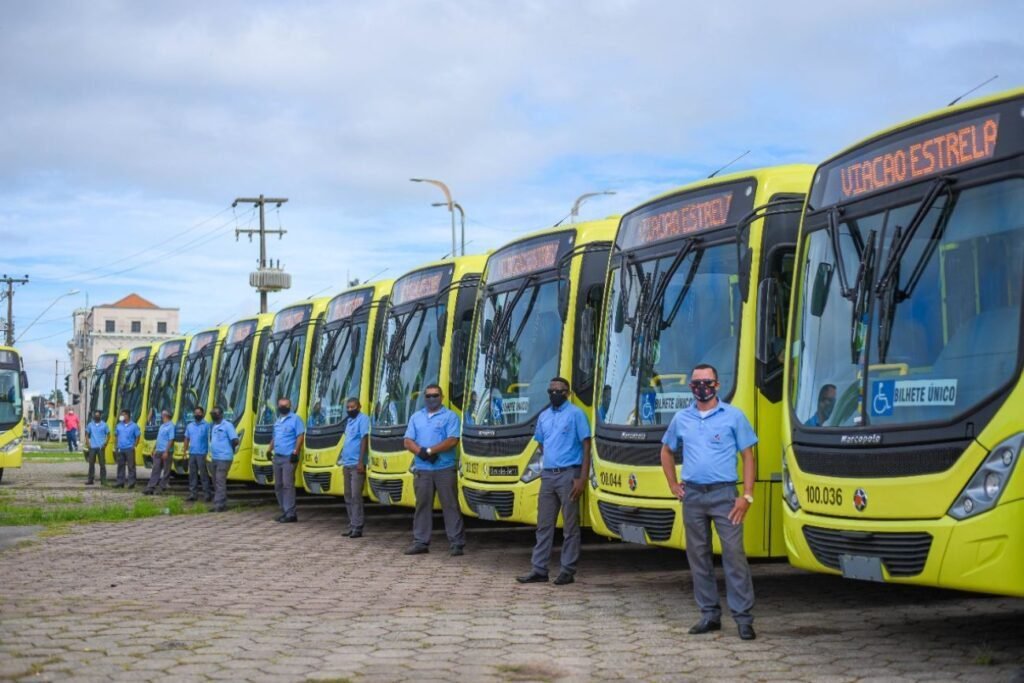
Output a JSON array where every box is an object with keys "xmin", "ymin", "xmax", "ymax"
[
  {"xmin": 660, "ymin": 247, "xmax": 705, "ymax": 330},
  {"xmin": 483, "ymin": 277, "xmax": 535, "ymax": 388},
  {"xmin": 640, "ymin": 237, "xmax": 698, "ymax": 329},
  {"xmin": 874, "ymin": 177, "xmax": 955, "ymax": 363},
  {"xmin": 848, "ymin": 230, "xmax": 877, "ymax": 364},
  {"xmin": 826, "ymin": 207, "xmax": 863, "ymax": 301}
]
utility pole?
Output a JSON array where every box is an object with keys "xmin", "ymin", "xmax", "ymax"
[
  {"xmin": 1, "ymin": 274, "xmax": 30, "ymax": 346},
  {"xmin": 233, "ymin": 195, "xmax": 292, "ymax": 313}
]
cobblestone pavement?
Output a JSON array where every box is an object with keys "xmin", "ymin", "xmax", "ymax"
[{"xmin": 1, "ymin": 462, "xmax": 1023, "ymax": 682}]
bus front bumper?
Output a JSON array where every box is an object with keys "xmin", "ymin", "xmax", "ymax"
[
  {"xmin": 301, "ymin": 463, "xmax": 346, "ymax": 496},
  {"xmin": 458, "ymin": 477, "xmax": 544, "ymax": 525},
  {"xmin": 783, "ymin": 498, "xmax": 1024, "ymax": 597},
  {"xmin": 588, "ymin": 487, "xmax": 684, "ymax": 548}
]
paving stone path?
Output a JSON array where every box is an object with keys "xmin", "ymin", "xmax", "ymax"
[{"xmin": 1, "ymin": 462, "xmax": 1022, "ymax": 682}]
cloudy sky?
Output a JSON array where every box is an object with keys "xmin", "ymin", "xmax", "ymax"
[{"xmin": 1, "ymin": 0, "xmax": 1021, "ymax": 390}]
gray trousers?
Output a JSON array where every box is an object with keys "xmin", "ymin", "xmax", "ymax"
[
  {"xmin": 115, "ymin": 448, "xmax": 136, "ymax": 486},
  {"xmin": 86, "ymin": 447, "xmax": 107, "ymax": 484},
  {"xmin": 683, "ymin": 485, "xmax": 755, "ymax": 626},
  {"xmin": 413, "ymin": 467, "xmax": 465, "ymax": 547},
  {"xmin": 188, "ymin": 454, "xmax": 212, "ymax": 498},
  {"xmin": 145, "ymin": 451, "xmax": 172, "ymax": 492},
  {"xmin": 272, "ymin": 455, "xmax": 297, "ymax": 517},
  {"xmin": 343, "ymin": 465, "xmax": 365, "ymax": 531},
  {"xmin": 531, "ymin": 469, "xmax": 581, "ymax": 576},
  {"xmin": 212, "ymin": 460, "xmax": 231, "ymax": 508}
]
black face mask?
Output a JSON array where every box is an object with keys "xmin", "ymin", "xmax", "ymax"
[
  {"xmin": 194, "ymin": 414, "xmax": 203, "ymax": 422},
  {"xmin": 211, "ymin": 411, "xmax": 223, "ymax": 422},
  {"xmin": 278, "ymin": 405, "xmax": 290, "ymax": 415},
  {"xmin": 690, "ymin": 380, "xmax": 718, "ymax": 403},
  {"xmin": 548, "ymin": 389, "xmax": 568, "ymax": 407},
  {"xmin": 346, "ymin": 409, "xmax": 359, "ymax": 419},
  {"xmin": 93, "ymin": 416, "xmax": 102, "ymax": 422}
]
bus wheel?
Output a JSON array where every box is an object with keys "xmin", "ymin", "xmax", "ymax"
[{"xmin": 0, "ymin": 468, "xmax": 4, "ymax": 484}]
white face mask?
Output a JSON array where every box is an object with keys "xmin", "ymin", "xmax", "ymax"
[{"xmin": 118, "ymin": 416, "xmax": 126, "ymax": 422}]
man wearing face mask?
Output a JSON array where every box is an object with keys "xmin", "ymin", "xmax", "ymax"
[
  {"xmin": 143, "ymin": 410, "xmax": 175, "ymax": 495},
  {"xmin": 517, "ymin": 377, "xmax": 591, "ymax": 586},
  {"xmin": 113, "ymin": 409, "xmax": 141, "ymax": 488},
  {"xmin": 209, "ymin": 406, "xmax": 239, "ymax": 512},
  {"xmin": 269, "ymin": 397, "xmax": 305, "ymax": 523},
  {"xmin": 183, "ymin": 407, "xmax": 212, "ymax": 503},
  {"xmin": 339, "ymin": 397, "xmax": 370, "ymax": 537},
  {"xmin": 402, "ymin": 384, "xmax": 464, "ymax": 556},
  {"xmin": 659, "ymin": 363, "xmax": 758, "ymax": 640},
  {"xmin": 806, "ymin": 384, "xmax": 837, "ymax": 427},
  {"xmin": 84, "ymin": 410, "xmax": 109, "ymax": 486}
]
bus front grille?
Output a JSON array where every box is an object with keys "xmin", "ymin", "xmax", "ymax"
[
  {"xmin": 595, "ymin": 437, "xmax": 678, "ymax": 467},
  {"xmin": 462, "ymin": 487, "xmax": 515, "ymax": 517},
  {"xmin": 370, "ymin": 434, "xmax": 406, "ymax": 453},
  {"xmin": 303, "ymin": 472, "xmax": 331, "ymax": 492},
  {"xmin": 370, "ymin": 478, "xmax": 403, "ymax": 501},
  {"xmin": 596, "ymin": 501, "xmax": 675, "ymax": 542},
  {"xmin": 802, "ymin": 526, "xmax": 932, "ymax": 577},
  {"xmin": 792, "ymin": 441, "xmax": 969, "ymax": 478},
  {"xmin": 462, "ymin": 434, "xmax": 532, "ymax": 457},
  {"xmin": 252, "ymin": 464, "xmax": 274, "ymax": 483}
]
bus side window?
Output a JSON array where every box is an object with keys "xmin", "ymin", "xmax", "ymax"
[
  {"xmin": 449, "ymin": 279, "xmax": 480, "ymax": 410},
  {"xmin": 573, "ymin": 245, "xmax": 611, "ymax": 407},
  {"xmin": 757, "ymin": 193, "xmax": 803, "ymax": 403}
]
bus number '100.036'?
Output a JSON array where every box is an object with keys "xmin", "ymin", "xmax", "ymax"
[{"xmin": 805, "ymin": 485, "xmax": 842, "ymax": 506}]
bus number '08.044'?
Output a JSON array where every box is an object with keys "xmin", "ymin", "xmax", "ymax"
[
  {"xmin": 600, "ymin": 472, "xmax": 622, "ymax": 488},
  {"xmin": 805, "ymin": 485, "xmax": 843, "ymax": 506}
]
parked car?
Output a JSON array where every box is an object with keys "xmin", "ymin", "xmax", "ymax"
[{"xmin": 31, "ymin": 418, "xmax": 64, "ymax": 442}]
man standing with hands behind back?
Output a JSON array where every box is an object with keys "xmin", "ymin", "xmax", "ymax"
[{"xmin": 660, "ymin": 363, "xmax": 758, "ymax": 640}]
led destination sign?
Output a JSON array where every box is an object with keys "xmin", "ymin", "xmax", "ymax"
[
  {"xmin": 190, "ymin": 331, "xmax": 218, "ymax": 354},
  {"xmin": 392, "ymin": 265, "xmax": 453, "ymax": 306},
  {"xmin": 327, "ymin": 289, "xmax": 373, "ymax": 322},
  {"xmin": 128, "ymin": 347, "xmax": 150, "ymax": 364},
  {"xmin": 157, "ymin": 340, "xmax": 184, "ymax": 360},
  {"xmin": 273, "ymin": 305, "xmax": 312, "ymax": 333},
  {"xmin": 228, "ymin": 320, "xmax": 258, "ymax": 344},
  {"xmin": 487, "ymin": 233, "xmax": 571, "ymax": 283}
]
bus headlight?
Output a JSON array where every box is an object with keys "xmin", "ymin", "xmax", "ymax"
[
  {"xmin": 949, "ymin": 434, "xmax": 1022, "ymax": 520},
  {"xmin": 408, "ymin": 459, "xmax": 417, "ymax": 474},
  {"xmin": 781, "ymin": 451, "xmax": 800, "ymax": 512},
  {"xmin": 589, "ymin": 465, "xmax": 598, "ymax": 490},
  {"xmin": 0, "ymin": 437, "xmax": 22, "ymax": 454},
  {"xmin": 520, "ymin": 450, "xmax": 543, "ymax": 484}
]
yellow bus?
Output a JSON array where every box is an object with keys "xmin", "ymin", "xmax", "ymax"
[
  {"xmin": 302, "ymin": 281, "xmax": 393, "ymax": 495},
  {"xmin": 116, "ymin": 344, "xmax": 155, "ymax": 466},
  {"xmin": 783, "ymin": 89, "xmax": 1024, "ymax": 596},
  {"xmin": 251, "ymin": 297, "xmax": 331, "ymax": 485},
  {"xmin": 87, "ymin": 350, "xmax": 125, "ymax": 465},
  {"xmin": 458, "ymin": 219, "xmax": 618, "ymax": 524},
  {"xmin": 142, "ymin": 337, "xmax": 186, "ymax": 467},
  {"xmin": 212, "ymin": 313, "xmax": 274, "ymax": 482},
  {"xmin": 588, "ymin": 166, "xmax": 814, "ymax": 555},
  {"xmin": 367, "ymin": 255, "xmax": 486, "ymax": 507},
  {"xmin": 172, "ymin": 327, "xmax": 226, "ymax": 474},
  {"xmin": 0, "ymin": 346, "xmax": 28, "ymax": 482}
]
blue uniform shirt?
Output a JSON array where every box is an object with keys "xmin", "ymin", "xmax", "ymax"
[
  {"xmin": 155, "ymin": 421, "xmax": 175, "ymax": 452},
  {"xmin": 210, "ymin": 420, "xmax": 239, "ymax": 461},
  {"xmin": 85, "ymin": 421, "xmax": 109, "ymax": 448},
  {"xmin": 115, "ymin": 420, "xmax": 140, "ymax": 450},
  {"xmin": 661, "ymin": 401, "xmax": 758, "ymax": 485},
  {"xmin": 272, "ymin": 412, "xmax": 305, "ymax": 456},
  {"xmin": 534, "ymin": 402, "xmax": 591, "ymax": 469},
  {"xmin": 339, "ymin": 412, "xmax": 370, "ymax": 467},
  {"xmin": 184, "ymin": 420, "xmax": 211, "ymax": 455},
  {"xmin": 404, "ymin": 407, "xmax": 460, "ymax": 471}
]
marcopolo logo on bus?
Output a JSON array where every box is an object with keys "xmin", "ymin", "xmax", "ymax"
[{"xmin": 869, "ymin": 378, "xmax": 958, "ymax": 417}]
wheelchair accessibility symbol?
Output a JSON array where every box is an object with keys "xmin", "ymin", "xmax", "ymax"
[
  {"xmin": 871, "ymin": 380, "xmax": 894, "ymax": 417},
  {"xmin": 640, "ymin": 392, "xmax": 656, "ymax": 425}
]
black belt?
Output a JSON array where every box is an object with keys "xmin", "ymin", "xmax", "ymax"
[
  {"xmin": 683, "ymin": 481, "xmax": 737, "ymax": 493},
  {"xmin": 543, "ymin": 466, "xmax": 581, "ymax": 474}
]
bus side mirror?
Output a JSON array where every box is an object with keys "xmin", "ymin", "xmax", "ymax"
[
  {"xmin": 810, "ymin": 262, "xmax": 833, "ymax": 318},
  {"xmin": 613, "ymin": 294, "xmax": 625, "ymax": 334},
  {"xmin": 755, "ymin": 278, "xmax": 780, "ymax": 365},
  {"xmin": 20, "ymin": 371, "xmax": 28, "ymax": 389},
  {"xmin": 435, "ymin": 309, "xmax": 448, "ymax": 345}
]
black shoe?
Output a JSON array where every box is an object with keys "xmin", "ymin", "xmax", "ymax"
[
  {"xmin": 516, "ymin": 571, "xmax": 549, "ymax": 584},
  {"xmin": 403, "ymin": 543, "xmax": 430, "ymax": 555},
  {"xmin": 213, "ymin": 506, "xmax": 227, "ymax": 513},
  {"xmin": 449, "ymin": 545, "xmax": 464, "ymax": 557},
  {"xmin": 142, "ymin": 490, "xmax": 154, "ymax": 496},
  {"xmin": 738, "ymin": 624, "xmax": 756, "ymax": 640},
  {"xmin": 278, "ymin": 515, "xmax": 298, "ymax": 523},
  {"xmin": 85, "ymin": 481, "xmax": 94, "ymax": 486},
  {"xmin": 349, "ymin": 530, "xmax": 363, "ymax": 539},
  {"xmin": 112, "ymin": 483, "xmax": 125, "ymax": 489},
  {"xmin": 274, "ymin": 513, "xmax": 286, "ymax": 522},
  {"xmin": 553, "ymin": 572, "xmax": 575, "ymax": 586},
  {"xmin": 342, "ymin": 529, "xmax": 353, "ymax": 537},
  {"xmin": 186, "ymin": 495, "xmax": 197, "ymax": 502},
  {"xmin": 688, "ymin": 618, "xmax": 721, "ymax": 635}
]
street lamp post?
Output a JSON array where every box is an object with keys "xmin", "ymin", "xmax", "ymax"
[
  {"xmin": 570, "ymin": 191, "xmax": 617, "ymax": 223},
  {"xmin": 15, "ymin": 289, "xmax": 81, "ymax": 344},
  {"xmin": 432, "ymin": 202, "xmax": 465, "ymax": 257},
  {"xmin": 411, "ymin": 178, "xmax": 458, "ymax": 257}
]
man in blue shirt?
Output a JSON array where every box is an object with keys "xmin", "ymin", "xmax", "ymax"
[
  {"xmin": 183, "ymin": 406, "xmax": 212, "ymax": 503},
  {"xmin": 660, "ymin": 364, "xmax": 759, "ymax": 641},
  {"xmin": 143, "ymin": 410, "xmax": 176, "ymax": 495},
  {"xmin": 339, "ymin": 397, "xmax": 370, "ymax": 538},
  {"xmin": 84, "ymin": 410, "xmax": 110, "ymax": 486},
  {"xmin": 209, "ymin": 406, "xmax": 240, "ymax": 512},
  {"xmin": 113, "ymin": 409, "xmax": 141, "ymax": 488},
  {"xmin": 269, "ymin": 397, "xmax": 305, "ymax": 523},
  {"xmin": 517, "ymin": 377, "xmax": 591, "ymax": 586},
  {"xmin": 402, "ymin": 384, "xmax": 464, "ymax": 556},
  {"xmin": 805, "ymin": 384, "xmax": 837, "ymax": 427}
]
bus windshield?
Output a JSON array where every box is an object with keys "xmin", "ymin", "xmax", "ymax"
[
  {"xmin": 308, "ymin": 320, "xmax": 368, "ymax": 430},
  {"xmin": 0, "ymin": 367, "xmax": 22, "ymax": 427},
  {"xmin": 467, "ymin": 279, "xmax": 561, "ymax": 427},
  {"xmin": 600, "ymin": 242, "xmax": 740, "ymax": 427},
  {"xmin": 90, "ymin": 360, "xmax": 116, "ymax": 420},
  {"xmin": 146, "ymin": 354, "xmax": 182, "ymax": 429},
  {"xmin": 215, "ymin": 337, "xmax": 254, "ymax": 426},
  {"xmin": 792, "ymin": 177, "xmax": 1024, "ymax": 428},
  {"xmin": 256, "ymin": 326, "xmax": 308, "ymax": 428},
  {"xmin": 120, "ymin": 360, "xmax": 148, "ymax": 423},
  {"xmin": 374, "ymin": 302, "xmax": 445, "ymax": 428},
  {"xmin": 178, "ymin": 348, "xmax": 215, "ymax": 425}
]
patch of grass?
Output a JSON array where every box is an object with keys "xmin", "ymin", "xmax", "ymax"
[
  {"xmin": 44, "ymin": 494, "xmax": 84, "ymax": 504},
  {"xmin": 0, "ymin": 495, "xmax": 207, "ymax": 526},
  {"xmin": 972, "ymin": 644, "xmax": 998, "ymax": 666}
]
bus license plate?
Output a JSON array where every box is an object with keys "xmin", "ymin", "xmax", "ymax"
[
  {"xmin": 308, "ymin": 482, "xmax": 322, "ymax": 494},
  {"xmin": 620, "ymin": 524, "xmax": 647, "ymax": 545},
  {"xmin": 839, "ymin": 554, "xmax": 884, "ymax": 582},
  {"xmin": 378, "ymin": 491, "xmax": 392, "ymax": 506},
  {"xmin": 477, "ymin": 504, "xmax": 497, "ymax": 521},
  {"xmin": 256, "ymin": 474, "xmax": 267, "ymax": 485}
]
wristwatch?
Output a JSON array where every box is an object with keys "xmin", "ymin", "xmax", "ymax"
[
  {"xmin": 426, "ymin": 447, "xmax": 432, "ymax": 456},
  {"xmin": 743, "ymin": 494, "xmax": 754, "ymax": 504}
]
